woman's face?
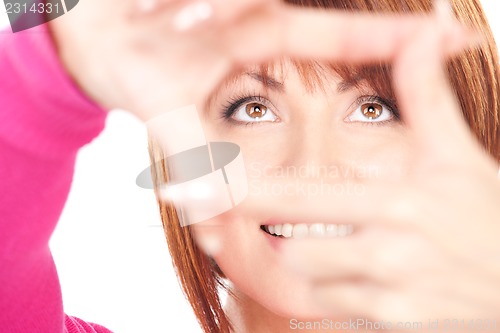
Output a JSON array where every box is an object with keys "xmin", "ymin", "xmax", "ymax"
[{"xmin": 193, "ymin": 61, "xmax": 412, "ymax": 319}]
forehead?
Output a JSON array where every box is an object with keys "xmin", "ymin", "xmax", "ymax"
[{"xmin": 224, "ymin": 59, "xmax": 394, "ymax": 98}]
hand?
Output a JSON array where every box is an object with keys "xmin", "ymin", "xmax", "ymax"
[
  {"xmin": 48, "ymin": 0, "xmax": 469, "ymax": 121},
  {"xmin": 244, "ymin": 6, "xmax": 500, "ymax": 329},
  {"xmin": 50, "ymin": 1, "xmax": 500, "ymax": 326}
]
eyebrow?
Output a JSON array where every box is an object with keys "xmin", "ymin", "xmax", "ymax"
[
  {"xmin": 245, "ymin": 72, "xmax": 285, "ymax": 92},
  {"xmin": 245, "ymin": 71, "xmax": 360, "ymax": 94},
  {"xmin": 336, "ymin": 80, "xmax": 359, "ymax": 93}
]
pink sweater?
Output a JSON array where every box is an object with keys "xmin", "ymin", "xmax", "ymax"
[{"xmin": 0, "ymin": 24, "xmax": 112, "ymax": 332}]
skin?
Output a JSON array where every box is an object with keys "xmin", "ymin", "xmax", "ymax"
[
  {"xmin": 194, "ymin": 61, "xmax": 413, "ymax": 332},
  {"xmin": 277, "ymin": 20, "xmax": 500, "ymax": 329},
  {"xmin": 193, "ymin": 4, "xmax": 500, "ymax": 333},
  {"xmin": 198, "ymin": 7, "xmax": 500, "ymax": 333},
  {"xmin": 49, "ymin": 0, "xmax": 468, "ymax": 119},
  {"xmin": 49, "ymin": 0, "xmax": 499, "ymax": 332}
]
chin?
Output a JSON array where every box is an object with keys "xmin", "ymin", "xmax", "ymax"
[
  {"xmin": 211, "ymin": 214, "xmax": 342, "ymax": 322},
  {"xmin": 219, "ymin": 256, "xmax": 332, "ymax": 321}
]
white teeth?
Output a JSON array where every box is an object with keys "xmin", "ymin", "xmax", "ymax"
[
  {"xmin": 274, "ymin": 224, "xmax": 282, "ymax": 236},
  {"xmin": 292, "ymin": 224, "xmax": 308, "ymax": 239},
  {"xmin": 326, "ymin": 224, "xmax": 338, "ymax": 237},
  {"xmin": 310, "ymin": 223, "xmax": 326, "ymax": 237},
  {"xmin": 281, "ymin": 224, "xmax": 293, "ymax": 238},
  {"xmin": 263, "ymin": 223, "xmax": 353, "ymax": 239},
  {"xmin": 338, "ymin": 224, "xmax": 348, "ymax": 237}
]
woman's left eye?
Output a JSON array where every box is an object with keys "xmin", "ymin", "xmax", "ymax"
[
  {"xmin": 229, "ymin": 100, "xmax": 278, "ymax": 124},
  {"xmin": 346, "ymin": 98, "xmax": 395, "ymax": 124}
]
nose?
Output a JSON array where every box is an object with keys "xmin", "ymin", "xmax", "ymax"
[{"xmin": 278, "ymin": 107, "xmax": 343, "ymax": 180}]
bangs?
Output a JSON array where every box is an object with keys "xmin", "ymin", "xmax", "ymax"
[
  {"xmin": 248, "ymin": 0, "xmax": 436, "ymax": 117},
  {"xmin": 254, "ymin": 59, "xmax": 397, "ymax": 109},
  {"xmin": 286, "ymin": 0, "xmax": 433, "ymax": 13}
]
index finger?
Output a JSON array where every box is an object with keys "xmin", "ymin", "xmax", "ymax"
[
  {"xmin": 227, "ymin": 5, "xmax": 473, "ymax": 64},
  {"xmin": 392, "ymin": 1, "xmax": 482, "ymax": 161}
]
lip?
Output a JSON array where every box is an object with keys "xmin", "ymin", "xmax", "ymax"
[
  {"xmin": 262, "ymin": 220, "xmax": 280, "ymax": 226},
  {"xmin": 259, "ymin": 219, "xmax": 306, "ymax": 252},
  {"xmin": 260, "ymin": 225, "xmax": 284, "ymax": 251},
  {"xmin": 261, "ymin": 219, "xmax": 309, "ymax": 226}
]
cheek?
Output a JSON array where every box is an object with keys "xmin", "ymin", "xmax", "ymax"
[
  {"xmin": 206, "ymin": 213, "xmax": 332, "ymax": 319},
  {"xmin": 351, "ymin": 144, "xmax": 412, "ymax": 182},
  {"xmin": 338, "ymin": 126, "xmax": 413, "ymax": 182},
  {"xmin": 193, "ymin": 122, "xmax": 412, "ymax": 318},
  {"xmin": 217, "ymin": 130, "xmax": 291, "ymax": 183}
]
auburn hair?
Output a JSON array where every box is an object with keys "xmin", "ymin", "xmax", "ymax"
[{"xmin": 148, "ymin": 0, "xmax": 500, "ymax": 332}]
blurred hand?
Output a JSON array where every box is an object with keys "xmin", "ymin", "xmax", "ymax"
[
  {"xmin": 50, "ymin": 1, "xmax": 499, "ymax": 327},
  {"xmin": 251, "ymin": 5, "xmax": 500, "ymax": 329},
  {"xmin": 49, "ymin": 0, "xmax": 470, "ymax": 121}
]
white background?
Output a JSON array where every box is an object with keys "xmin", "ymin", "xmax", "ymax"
[{"xmin": 0, "ymin": 2, "xmax": 499, "ymax": 333}]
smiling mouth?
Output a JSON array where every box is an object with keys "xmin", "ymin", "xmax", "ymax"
[{"xmin": 260, "ymin": 223, "xmax": 354, "ymax": 239}]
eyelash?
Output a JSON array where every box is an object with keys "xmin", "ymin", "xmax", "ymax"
[
  {"xmin": 220, "ymin": 93, "xmax": 277, "ymax": 126},
  {"xmin": 351, "ymin": 95, "xmax": 400, "ymax": 126},
  {"xmin": 220, "ymin": 94, "xmax": 399, "ymax": 126},
  {"xmin": 222, "ymin": 94, "xmax": 264, "ymax": 118}
]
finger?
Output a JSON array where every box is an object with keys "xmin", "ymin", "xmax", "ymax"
[
  {"xmin": 227, "ymin": 6, "xmax": 475, "ymax": 64},
  {"xmin": 135, "ymin": 0, "xmax": 179, "ymax": 13},
  {"xmin": 281, "ymin": 228, "xmax": 428, "ymax": 283},
  {"xmin": 310, "ymin": 282, "xmax": 415, "ymax": 324},
  {"xmin": 170, "ymin": 0, "xmax": 270, "ymax": 31},
  {"xmin": 283, "ymin": 238, "xmax": 362, "ymax": 281},
  {"xmin": 209, "ymin": 0, "xmax": 278, "ymax": 24},
  {"xmin": 392, "ymin": 1, "xmax": 481, "ymax": 161},
  {"xmin": 240, "ymin": 178, "xmax": 424, "ymax": 230},
  {"xmin": 312, "ymin": 281, "xmax": 487, "ymax": 327},
  {"xmin": 281, "ymin": 238, "xmax": 384, "ymax": 283},
  {"xmin": 133, "ymin": 0, "xmax": 278, "ymax": 29}
]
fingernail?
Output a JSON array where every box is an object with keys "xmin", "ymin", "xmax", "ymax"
[
  {"xmin": 136, "ymin": 0, "xmax": 158, "ymax": 13},
  {"xmin": 445, "ymin": 20, "xmax": 485, "ymax": 55},
  {"xmin": 432, "ymin": 0, "xmax": 483, "ymax": 54},
  {"xmin": 173, "ymin": 1, "xmax": 213, "ymax": 31},
  {"xmin": 434, "ymin": 0, "xmax": 453, "ymax": 24}
]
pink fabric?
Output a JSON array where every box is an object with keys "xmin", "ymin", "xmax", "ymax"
[{"xmin": 0, "ymin": 24, "xmax": 111, "ymax": 332}]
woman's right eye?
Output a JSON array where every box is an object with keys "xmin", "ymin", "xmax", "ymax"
[{"xmin": 229, "ymin": 100, "xmax": 279, "ymax": 124}]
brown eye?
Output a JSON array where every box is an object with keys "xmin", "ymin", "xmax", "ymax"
[
  {"xmin": 246, "ymin": 103, "xmax": 267, "ymax": 119},
  {"xmin": 229, "ymin": 99, "xmax": 278, "ymax": 124},
  {"xmin": 361, "ymin": 103, "xmax": 383, "ymax": 120}
]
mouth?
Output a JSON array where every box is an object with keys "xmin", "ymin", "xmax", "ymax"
[{"xmin": 260, "ymin": 223, "xmax": 354, "ymax": 239}]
